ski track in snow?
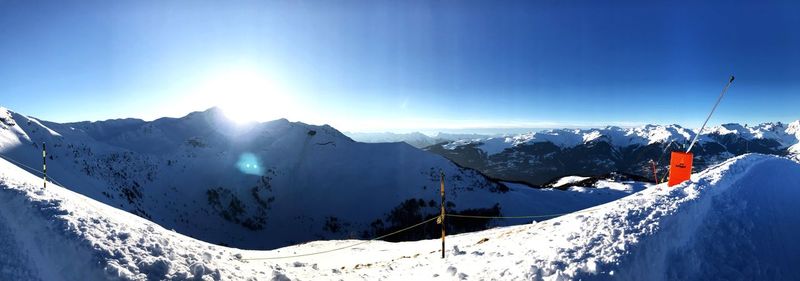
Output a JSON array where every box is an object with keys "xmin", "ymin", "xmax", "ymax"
[{"xmin": 0, "ymin": 154, "xmax": 799, "ymax": 280}]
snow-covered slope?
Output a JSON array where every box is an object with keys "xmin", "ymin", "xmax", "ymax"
[
  {"xmin": 1, "ymin": 106, "xmax": 647, "ymax": 251},
  {"xmin": 429, "ymin": 122, "xmax": 799, "ymax": 185},
  {"xmin": 2, "ymin": 151, "xmax": 798, "ymax": 280},
  {"xmin": 0, "ymin": 155, "xmax": 262, "ymax": 280},
  {"xmin": 0, "ymin": 106, "xmax": 511, "ymax": 249}
]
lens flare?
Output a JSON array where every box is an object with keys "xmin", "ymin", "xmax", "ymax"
[{"xmin": 235, "ymin": 153, "xmax": 264, "ymax": 175}]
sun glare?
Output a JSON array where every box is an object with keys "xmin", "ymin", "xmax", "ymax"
[{"xmin": 198, "ymin": 67, "xmax": 295, "ymax": 124}]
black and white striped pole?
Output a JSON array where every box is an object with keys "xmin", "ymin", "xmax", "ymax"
[{"xmin": 42, "ymin": 142, "xmax": 46, "ymax": 189}]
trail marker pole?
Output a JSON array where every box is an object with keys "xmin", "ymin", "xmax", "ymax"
[
  {"xmin": 42, "ymin": 142, "xmax": 47, "ymax": 189},
  {"xmin": 438, "ymin": 171, "xmax": 446, "ymax": 259}
]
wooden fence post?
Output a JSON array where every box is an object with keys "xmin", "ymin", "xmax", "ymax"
[{"xmin": 440, "ymin": 171, "xmax": 445, "ymax": 259}]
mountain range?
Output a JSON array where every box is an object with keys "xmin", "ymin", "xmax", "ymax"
[{"xmin": 426, "ymin": 121, "xmax": 800, "ymax": 185}]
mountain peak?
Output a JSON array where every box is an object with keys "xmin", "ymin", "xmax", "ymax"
[
  {"xmin": 0, "ymin": 107, "xmax": 16, "ymax": 127},
  {"xmin": 184, "ymin": 106, "xmax": 228, "ymax": 121},
  {"xmin": 788, "ymin": 120, "xmax": 800, "ymax": 133},
  {"xmin": 202, "ymin": 106, "xmax": 225, "ymax": 115}
]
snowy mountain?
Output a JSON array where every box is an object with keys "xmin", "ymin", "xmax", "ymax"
[
  {"xmin": 2, "ymin": 151, "xmax": 797, "ymax": 280},
  {"xmin": 344, "ymin": 131, "xmax": 440, "ymax": 148},
  {"xmin": 427, "ymin": 122, "xmax": 800, "ymax": 185},
  {"xmin": 0, "ymin": 106, "xmax": 639, "ymax": 251},
  {"xmin": 345, "ymin": 131, "xmax": 490, "ymax": 148}
]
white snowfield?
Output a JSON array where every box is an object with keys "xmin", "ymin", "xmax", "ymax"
[
  {"xmin": 551, "ymin": 176, "xmax": 590, "ymax": 188},
  {"xmin": 1, "ymin": 154, "xmax": 799, "ymax": 280}
]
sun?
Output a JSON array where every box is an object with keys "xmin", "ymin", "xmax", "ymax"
[{"xmin": 198, "ymin": 67, "xmax": 295, "ymax": 124}]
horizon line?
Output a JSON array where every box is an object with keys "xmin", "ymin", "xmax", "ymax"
[{"xmin": 3, "ymin": 105, "xmax": 796, "ymax": 136}]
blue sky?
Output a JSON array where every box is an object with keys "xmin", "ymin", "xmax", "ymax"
[{"xmin": 1, "ymin": 0, "xmax": 798, "ymax": 132}]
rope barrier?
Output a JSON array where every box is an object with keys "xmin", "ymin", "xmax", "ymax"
[
  {"xmin": 243, "ymin": 210, "xmax": 590, "ymax": 261},
  {"xmin": 0, "ymin": 152, "xmax": 115, "ymax": 216},
  {"xmin": 3, "ymin": 150, "xmax": 610, "ymax": 264},
  {"xmin": 2, "ymin": 149, "xmax": 604, "ymax": 262},
  {"xmin": 447, "ymin": 213, "xmax": 570, "ymax": 219},
  {"xmin": 0, "ymin": 153, "xmax": 42, "ymax": 175},
  {"xmin": 242, "ymin": 208, "xmax": 600, "ymax": 261},
  {"xmin": 0, "ymin": 153, "xmax": 67, "ymax": 187},
  {"xmin": 242, "ymin": 216, "xmax": 439, "ymax": 261},
  {"xmin": 6, "ymin": 148, "xmax": 448, "ymax": 262}
]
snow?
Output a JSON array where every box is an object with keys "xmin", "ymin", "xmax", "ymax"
[
  {"xmin": 2, "ymin": 153, "xmax": 798, "ymax": 280},
  {"xmin": 708, "ymin": 123, "xmax": 754, "ymax": 138},
  {"xmin": 707, "ymin": 121, "xmax": 800, "ymax": 149},
  {"xmin": 552, "ymin": 176, "xmax": 590, "ymax": 188},
  {"xmin": 0, "ymin": 158, "xmax": 246, "ymax": 280},
  {"xmin": 442, "ymin": 130, "xmax": 588, "ymax": 156},
  {"xmin": 441, "ymin": 138, "xmax": 480, "ymax": 150},
  {"xmin": 517, "ymin": 129, "xmax": 586, "ymax": 148},
  {"xmin": 629, "ymin": 124, "xmax": 698, "ymax": 145},
  {"xmin": 476, "ymin": 137, "xmax": 514, "ymax": 155},
  {"xmin": 2, "ymin": 106, "xmax": 539, "ymax": 250},
  {"xmin": 440, "ymin": 121, "xmax": 800, "ymax": 156},
  {"xmin": 593, "ymin": 180, "xmax": 636, "ymax": 192},
  {"xmin": 0, "ymin": 107, "xmax": 29, "ymax": 148}
]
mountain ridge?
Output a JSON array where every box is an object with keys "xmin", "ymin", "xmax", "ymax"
[{"xmin": 427, "ymin": 120, "xmax": 799, "ymax": 185}]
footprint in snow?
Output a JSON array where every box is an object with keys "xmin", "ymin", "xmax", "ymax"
[
  {"xmin": 447, "ymin": 266, "xmax": 458, "ymax": 276},
  {"xmin": 452, "ymin": 245, "xmax": 466, "ymax": 256}
]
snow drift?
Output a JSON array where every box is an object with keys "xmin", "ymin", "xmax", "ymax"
[{"xmin": 1, "ymin": 153, "xmax": 798, "ymax": 280}]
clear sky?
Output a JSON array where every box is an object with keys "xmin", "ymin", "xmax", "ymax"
[{"xmin": 1, "ymin": 0, "xmax": 798, "ymax": 132}]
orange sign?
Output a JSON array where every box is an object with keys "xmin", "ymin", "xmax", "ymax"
[{"xmin": 667, "ymin": 151, "xmax": 693, "ymax": 187}]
